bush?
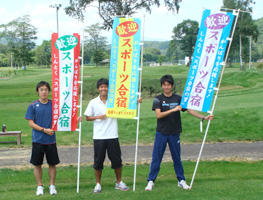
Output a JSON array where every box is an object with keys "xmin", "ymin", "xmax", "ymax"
[{"xmin": 256, "ymin": 63, "xmax": 263, "ymax": 71}]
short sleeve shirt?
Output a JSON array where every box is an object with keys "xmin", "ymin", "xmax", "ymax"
[
  {"xmin": 84, "ymin": 95, "xmax": 118, "ymax": 140},
  {"xmin": 25, "ymin": 99, "xmax": 56, "ymax": 144},
  {"xmin": 152, "ymin": 93, "xmax": 185, "ymax": 135}
]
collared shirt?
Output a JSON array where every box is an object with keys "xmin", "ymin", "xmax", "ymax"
[
  {"xmin": 84, "ymin": 95, "xmax": 118, "ymax": 140},
  {"xmin": 25, "ymin": 99, "xmax": 56, "ymax": 144}
]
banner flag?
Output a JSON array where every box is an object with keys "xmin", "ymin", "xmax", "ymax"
[
  {"xmin": 180, "ymin": 9, "xmax": 234, "ymax": 112},
  {"xmin": 106, "ymin": 18, "xmax": 141, "ymax": 119},
  {"xmin": 52, "ymin": 33, "xmax": 80, "ymax": 131}
]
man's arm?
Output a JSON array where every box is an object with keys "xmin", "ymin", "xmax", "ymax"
[
  {"xmin": 155, "ymin": 106, "xmax": 182, "ymax": 119},
  {"xmin": 86, "ymin": 115, "xmax": 106, "ymax": 121},
  {"xmin": 187, "ymin": 109, "xmax": 214, "ymax": 121},
  {"xmin": 28, "ymin": 120, "xmax": 54, "ymax": 136}
]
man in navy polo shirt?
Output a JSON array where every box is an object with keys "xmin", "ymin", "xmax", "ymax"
[{"xmin": 25, "ymin": 81, "xmax": 59, "ymax": 196}]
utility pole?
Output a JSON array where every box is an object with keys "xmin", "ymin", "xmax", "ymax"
[
  {"xmin": 49, "ymin": 3, "xmax": 62, "ymax": 34},
  {"xmin": 249, "ymin": 36, "xmax": 252, "ymax": 69},
  {"xmin": 11, "ymin": 52, "xmax": 13, "ymax": 68}
]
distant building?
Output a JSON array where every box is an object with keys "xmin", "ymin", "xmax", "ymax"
[
  {"xmin": 100, "ymin": 59, "xmax": 110, "ymax": 67},
  {"xmin": 178, "ymin": 60, "xmax": 185, "ymax": 65},
  {"xmin": 149, "ymin": 62, "xmax": 174, "ymax": 67},
  {"xmin": 178, "ymin": 57, "xmax": 193, "ymax": 65}
]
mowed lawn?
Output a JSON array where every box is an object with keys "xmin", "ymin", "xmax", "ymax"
[
  {"xmin": 0, "ymin": 65, "xmax": 262, "ymax": 199},
  {"xmin": 0, "ymin": 161, "xmax": 263, "ymax": 200},
  {"xmin": 0, "ymin": 65, "xmax": 262, "ymax": 146}
]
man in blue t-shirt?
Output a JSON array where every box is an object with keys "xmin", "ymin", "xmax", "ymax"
[
  {"xmin": 25, "ymin": 81, "xmax": 59, "ymax": 196},
  {"xmin": 145, "ymin": 75, "xmax": 214, "ymax": 191}
]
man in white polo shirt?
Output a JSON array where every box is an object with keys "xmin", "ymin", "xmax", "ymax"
[{"xmin": 84, "ymin": 78, "xmax": 129, "ymax": 193}]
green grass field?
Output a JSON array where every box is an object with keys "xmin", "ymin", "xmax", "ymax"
[
  {"xmin": 0, "ymin": 65, "xmax": 262, "ymax": 147},
  {"xmin": 0, "ymin": 161, "xmax": 262, "ymax": 200},
  {"xmin": 0, "ymin": 65, "xmax": 262, "ymax": 199}
]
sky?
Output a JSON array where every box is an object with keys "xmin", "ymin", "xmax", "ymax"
[{"xmin": 0, "ymin": 0, "xmax": 262, "ymax": 45}]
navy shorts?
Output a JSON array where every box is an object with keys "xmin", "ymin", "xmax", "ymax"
[
  {"xmin": 30, "ymin": 142, "xmax": 60, "ymax": 166},
  {"xmin": 93, "ymin": 138, "xmax": 122, "ymax": 170}
]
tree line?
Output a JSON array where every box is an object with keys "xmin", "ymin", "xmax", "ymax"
[
  {"xmin": 0, "ymin": 0, "xmax": 261, "ymax": 69},
  {"xmin": 167, "ymin": 0, "xmax": 260, "ymax": 69},
  {"xmin": 0, "ymin": 16, "xmax": 109, "ymax": 68}
]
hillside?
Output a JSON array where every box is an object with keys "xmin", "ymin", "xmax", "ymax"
[
  {"xmin": 143, "ymin": 41, "xmax": 170, "ymax": 50},
  {"xmin": 106, "ymin": 40, "xmax": 170, "ymax": 55},
  {"xmin": 143, "ymin": 41, "xmax": 170, "ymax": 55}
]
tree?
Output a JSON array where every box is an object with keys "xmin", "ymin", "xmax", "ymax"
[
  {"xmin": 0, "ymin": 53, "xmax": 7, "ymax": 66},
  {"xmin": 0, "ymin": 15, "xmax": 37, "ymax": 67},
  {"xmin": 81, "ymin": 47, "xmax": 92, "ymax": 64},
  {"xmin": 143, "ymin": 47, "xmax": 161, "ymax": 62},
  {"xmin": 157, "ymin": 55, "xmax": 165, "ymax": 66},
  {"xmin": 171, "ymin": 19, "xmax": 199, "ymax": 66},
  {"xmin": 84, "ymin": 23, "xmax": 108, "ymax": 66},
  {"xmin": 0, "ymin": 43, "xmax": 8, "ymax": 66},
  {"xmin": 222, "ymin": 0, "xmax": 258, "ymax": 70},
  {"xmin": 253, "ymin": 18, "xmax": 263, "ymax": 61},
  {"xmin": 34, "ymin": 40, "xmax": 51, "ymax": 67},
  {"xmin": 65, "ymin": 0, "xmax": 182, "ymax": 30},
  {"xmin": 143, "ymin": 86, "xmax": 156, "ymax": 97},
  {"xmin": 166, "ymin": 39, "xmax": 184, "ymax": 62}
]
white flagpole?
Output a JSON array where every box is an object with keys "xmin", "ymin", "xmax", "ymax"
[
  {"xmin": 189, "ymin": 9, "xmax": 240, "ymax": 189},
  {"xmin": 77, "ymin": 30, "xmax": 85, "ymax": 193},
  {"xmin": 133, "ymin": 15, "xmax": 145, "ymax": 192}
]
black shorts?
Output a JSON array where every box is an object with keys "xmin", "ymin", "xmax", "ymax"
[
  {"xmin": 93, "ymin": 138, "xmax": 122, "ymax": 170},
  {"xmin": 30, "ymin": 142, "xmax": 60, "ymax": 166}
]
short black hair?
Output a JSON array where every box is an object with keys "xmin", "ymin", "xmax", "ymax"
[
  {"xmin": 97, "ymin": 78, "xmax": 109, "ymax": 88},
  {"xmin": 160, "ymin": 75, "xmax": 174, "ymax": 86},
  {"xmin": 36, "ymin": 81, "xmax": 51, "ymax": 92}
]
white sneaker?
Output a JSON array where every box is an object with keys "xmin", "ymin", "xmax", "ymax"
[
  {"xmin": 178, "ymin": 180, "xmax": 190, "ymax": 190},
  {"xmin": 115, "ymin": 181, "xmax": 130, "ymax": 191},
  {"xmin": 36, "ymin": 186, "xmax": 44, "ymax": 196},
  {"xmin": 93, "ymin": 183, "xmax": 101, "ymax": 193},
  {"xmin": 49, "ymin": 185, "xmax": 57, "ymax": 195},
  {"xmin": 145, "ymin": 181, "xmax": 154, "ymax": 191}
]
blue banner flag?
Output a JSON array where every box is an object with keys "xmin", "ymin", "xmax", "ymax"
[{"xmin": 180, "ymin": 9, "xmax": 234, "ymax": 112}]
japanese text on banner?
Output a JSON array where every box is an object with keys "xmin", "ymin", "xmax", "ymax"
[
  {"xmin": 180, "ymin": 10, "xmax": 234, "ymax": 113},
  {"xmin": 52, "ymin": 33, "xmax": 80, "ymax": 131},
  {"xmin": 107, "ymin": 18, "xmax": 141, "ymax": 119}
]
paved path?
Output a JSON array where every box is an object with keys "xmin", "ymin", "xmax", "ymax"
[{"xmin": 0, "ymin": 142, "xmax": 262, "ymax": 168}]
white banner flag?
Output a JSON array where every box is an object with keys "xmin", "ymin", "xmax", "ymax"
[{"xmin": 52, "ymin": 33, "xmax": 80, "ymax": 131}]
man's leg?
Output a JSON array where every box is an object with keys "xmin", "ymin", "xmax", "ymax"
[
  {"xmin": 107, "ymin": 139, "xmax": 129, "ymax": 191},
  {"xmin": 114, "ymin": 165, "xmax": 129, "ymax": 191},
  {"xmin": 93, "ymin": 140, "xmax": 106, "ymax": 193},
  {"xmin": 31, "ymin": 143, "xmax": 44, "ymax": 186},
  {"xmin": 48, "ymin": 164, "xmax": 56, "ymax": 185},
  {"xmin": 30, "ymin": 143, "xmax": 45, "ymax": 195},
  {"xmin": 46, "ymin": 144, "xmax": 60, "ymax": 185},
  {"xmin": 34, "ymin": 165, "xmax": 43, "ymax": 186},
  {"xmin": 114, "ymin": 166, "xmax": 122, "ymax": 184},
  {"xmin": 147, "ymin": 131, "xmax": 168, "ymax": 182},
  {"xmin": 95, "ymin": 169, "xmax": 102, "ymax": 184},
  {"xmin": 106, "ymin": 138, "xmax": 123, "ymax": 184},
  {"xmin": 167, "ymin": 134, "xmax": 185, "ymax": 181},
  {"xmin": 93, "ymin": 139, "xmax": 106, "ymax": 184}
]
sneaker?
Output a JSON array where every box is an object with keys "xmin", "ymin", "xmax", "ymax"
[
  {"xmin": 115, "ymin": 181, "xmax": 130, "ymax": 191},
  {"xmin": 178, "ymin": 180, "xmax": 190, "ymax": 190},
  {"xmin": 49, "ymin": 185, "xmax": 57, "ymax": 195},
  {"xmin": 36, "ymin": 186, "xmax": 44, "ymax": 196},
  {"xmin": 93, "ymin": 183, "xmax": 101, "ymax": 193},
  {"xmin": 145, "ymin": 181, "xmax": 154, "ymax": 191}
]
